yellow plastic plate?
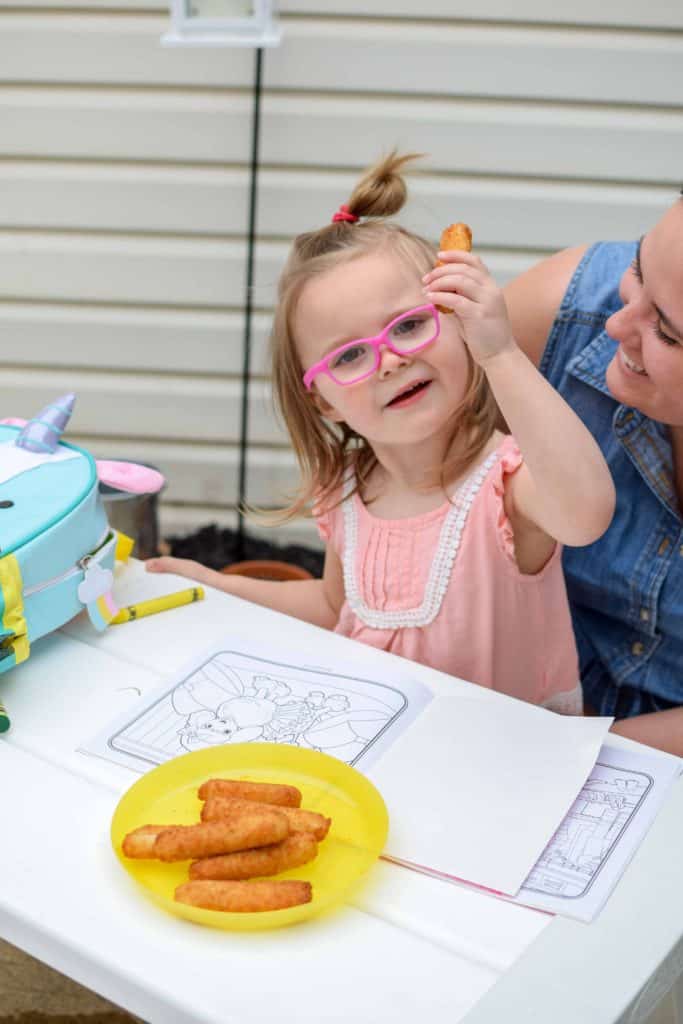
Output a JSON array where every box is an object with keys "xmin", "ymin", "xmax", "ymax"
[{"xmin": 111, "ymin": 742, "xmax": 389, "ymax": 931}]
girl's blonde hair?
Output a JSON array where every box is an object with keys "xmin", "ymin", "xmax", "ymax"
[{"xmin": 268, "ymin": 151, "xmax": 500, "ymax": 522}]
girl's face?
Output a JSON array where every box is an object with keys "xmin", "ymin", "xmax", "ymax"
[
  {"xmin": 605, "ymin": 201, "xmax": 683, "ymax": 426},
  {"xmin": 293, "ymin": 248, "xmax": 470, "ymax": 454}
]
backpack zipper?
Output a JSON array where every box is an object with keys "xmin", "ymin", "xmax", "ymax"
[{"xmin": 23, "ymin": 530, "xmax": 115, "ymax": 598}]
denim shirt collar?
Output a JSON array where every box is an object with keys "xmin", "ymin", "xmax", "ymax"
[{"xmin": 567, "ymin": 331, "xmax": 680, "ymax": 521}]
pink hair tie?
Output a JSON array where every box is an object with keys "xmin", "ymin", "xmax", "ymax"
[{"xmin": 332, "ymin": 204, "xmax": 358, "ymax": 224}]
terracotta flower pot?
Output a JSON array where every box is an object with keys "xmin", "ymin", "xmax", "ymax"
[{"xmin": 221, "ymin": 559, "xmax": 313, "ymax": 582}]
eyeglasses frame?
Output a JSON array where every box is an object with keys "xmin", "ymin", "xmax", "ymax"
[{"xmin": 302, "ymin": 303, "xmax": 441, "ymax": 390}]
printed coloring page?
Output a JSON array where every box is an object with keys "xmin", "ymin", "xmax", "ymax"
[{"xmin": 84, "ymin": 642, "xmax": 433, "ymax": 774}]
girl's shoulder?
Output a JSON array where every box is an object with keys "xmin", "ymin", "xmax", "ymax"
[{"xmin": 312, "ymin": 477, "xmax": 350, "ymax": 543}]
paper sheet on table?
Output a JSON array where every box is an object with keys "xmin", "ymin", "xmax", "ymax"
[
  {"xmin": 81, "ymin": 639, "xmax": 433, "ymax": 774},
  {"xmin": 513, "ymin": 741, "xmax": 683, "ymax": 921},
  {"xmin": 367, "ymin": 694, "xmax": 612, "ymax": 897}
]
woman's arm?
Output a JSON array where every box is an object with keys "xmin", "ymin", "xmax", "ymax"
[
  {"xmin": 610, "ymin": 707, "xmax": 683, "ymax": 758},
  {"xmin": 503, "ymin": 245, "xmax": 588, "ymax": 367},
  {"xmin": 145, "ymin": 545, "xmax": 345, "ymax": 631}
]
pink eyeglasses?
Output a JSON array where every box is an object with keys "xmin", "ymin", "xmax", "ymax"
[{"xmin": 302, "ymin": 304, "xmax": 441, "ymax": 389}]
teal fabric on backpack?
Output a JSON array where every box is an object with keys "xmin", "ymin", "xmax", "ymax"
[{"xmin": 0, "ymin": 413, "xmax": 117, "ymax": 673}]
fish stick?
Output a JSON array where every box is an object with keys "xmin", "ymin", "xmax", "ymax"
[
  {"xmin": 201, "ymin": 796, "xmax": 331, "ymax": 842},
  {"xmin": 197, "ymin": 778, "xmax": 302, "ymax": 808},
  {"xmin": 121, "ymin": 824, "xmax": 170, "ymax": 859},
  {"xmin": 189, "ymin": 832, "xmax": 318, "ymax": 881},
  {"xmin": 435, "ymin": 222, "xmax": 473, "ymax": 314},
  {"xmin": 153, "ymin": 812, "xmax": 289, "ymax": 862},
  {"xmin": 175, "ymin": 879, "xmax": 312, "ymax": 913}
]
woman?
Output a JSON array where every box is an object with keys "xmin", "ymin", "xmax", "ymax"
[{"xmin": 503, "ymin": 191, "xmax": 683, "ymax": 755}]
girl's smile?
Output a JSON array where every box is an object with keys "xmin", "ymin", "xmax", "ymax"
[{"xmin": 384, "ymin": 377, "xmax": 433, "ymax": 408}]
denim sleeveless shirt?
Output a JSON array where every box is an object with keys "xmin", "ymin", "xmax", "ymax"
[{"xmin": 540, "ymin": 241, "xmax": 683, "ymax": 718}]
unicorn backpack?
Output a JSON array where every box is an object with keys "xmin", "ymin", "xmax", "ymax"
[{"xmin": 0, "ymin": 393, "xmax": 163, "ymax": 674}]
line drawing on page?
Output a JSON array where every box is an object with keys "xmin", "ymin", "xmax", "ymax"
[
  {"xmin": 521, "ymin": 762, "xmax": 654, "ymax": 899},
  {"xmin": 107, "ymin": 648, "xmax": 418, "ymax": 769}
]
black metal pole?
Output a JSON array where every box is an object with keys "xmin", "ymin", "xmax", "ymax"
[{"xmin": 236, "ymin": 45, "xmax": 263, "ymax": 560}]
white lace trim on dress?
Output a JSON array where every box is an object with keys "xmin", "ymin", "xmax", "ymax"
[
  {"xmin": 342, "ymin": 451, "xmax": 500, "ymax": 630},
  {"xmin": 541, "ymin": 682, "xmax": 584, "ymax": 716}
]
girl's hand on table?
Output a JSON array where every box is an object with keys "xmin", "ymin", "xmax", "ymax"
[{"xmin": 146, "ymin": 556, "xmax": 232, "ymax": 591}]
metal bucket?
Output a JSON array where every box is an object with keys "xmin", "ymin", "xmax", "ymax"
[{"xmin": 100, "ymin": 464, "xmax": 164, "ymax": 560}]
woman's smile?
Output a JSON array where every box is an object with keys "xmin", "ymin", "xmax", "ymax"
[{"xmin": 619, "ymin": 347, "xmax": 647, "ymax": 377}]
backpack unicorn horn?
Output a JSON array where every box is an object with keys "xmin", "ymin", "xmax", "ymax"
[{"xmin": 15, "ymin": 392, "xmax": 76, "ymax": 454}]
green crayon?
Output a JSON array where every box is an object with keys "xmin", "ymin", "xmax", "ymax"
[{"xmin": 0, "ymin": 699, "xmax": 9, "ymax": 733}]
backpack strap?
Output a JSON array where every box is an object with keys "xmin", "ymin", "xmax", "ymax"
[{"xmin": 0, "ymin": 555, "xmax": 29, "ymax": 666}]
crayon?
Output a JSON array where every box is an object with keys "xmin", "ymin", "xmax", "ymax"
[
  {"xmin": 0, "ymin": 700, "xmax": 10, "ymax": 733},
  {"xmin": 111, "ymin": 587, "xmax": 204, "ymax": 625}
]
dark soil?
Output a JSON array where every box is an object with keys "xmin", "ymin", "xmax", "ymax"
[{"xmin": 167, "ymin": 524, "xmax": 324, "ymax": 578}]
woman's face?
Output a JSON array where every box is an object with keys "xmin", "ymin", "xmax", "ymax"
[{"xmin": 605, "ymin": 200, "xmax": 683, "ymax": 426}]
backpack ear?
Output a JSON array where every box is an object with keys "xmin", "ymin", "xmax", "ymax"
[
  {"xmin": 15, "ymin": 393, "xmax": 75, "ymax": 454},
  {"xmin": 95, "ymin": 460, "xmax": 165, "ymax": 495}
]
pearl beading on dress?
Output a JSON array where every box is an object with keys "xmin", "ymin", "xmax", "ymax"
[{"xmin": 342, "ymin": 451, "xmax": 500, "ymax": 630}]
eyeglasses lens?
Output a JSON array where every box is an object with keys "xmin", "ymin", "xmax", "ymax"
[{"xmin": 389, "ymin": 309, "xmax": 438, "ymax": 352}]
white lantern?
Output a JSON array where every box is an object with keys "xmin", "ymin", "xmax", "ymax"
[{"xmin": 162, "ymin": 0, "xmax": 281, "ymax": 48}]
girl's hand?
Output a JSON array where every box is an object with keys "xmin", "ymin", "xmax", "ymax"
[
  {"xmin": 146, "ymin": 556, "xmax": 215, "ymax": 586},
  {"xmin": 422, "ymin": 251, "xmax": 516, "ymax": 365}
]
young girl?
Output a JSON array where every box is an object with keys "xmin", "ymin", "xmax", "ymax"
[{"xmin": 148, "ymin": 153, "xmax": 615, "ymax": 714}]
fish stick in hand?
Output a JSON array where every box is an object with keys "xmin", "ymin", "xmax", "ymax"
[
  {"xmin": 189, "ymin": 832, "xmax": 318, "ymax": 881},
  {"xmin": 153, "ymin": 812, "xmax": 289, "ymax": 862},
  {"xmin": 121, "ymin": 825, "xmax": 170, "ymax": 859},
  {"xmin": 201, "ymin": 796, "xmax": 331, "ymax": 841},
  {"xmin": 197, "ymin": 778, "xmax": 302, "ymax": 808},
  {"xmin": 435, "ymin": 222, "xmax": 473, "ymax": 313},
  {"xmin": 175, "ymin": 879, "xmax": 313, "ymax": 913}
]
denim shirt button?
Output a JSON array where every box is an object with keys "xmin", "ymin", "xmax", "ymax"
[
  {"xmin": 679, "ymin": 545, "xmax": 683, "ymax": 557},
  {"xmin": 631, "ymin": 641, "xmax": 645, "ymax": 656},
  {"xmin": 639, "ymin": 608, "xmax": 650, "ymax": 622}
]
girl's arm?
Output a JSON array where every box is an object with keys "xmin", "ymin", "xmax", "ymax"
[
  {"xmin": 145, "ymin": 545, "xmax": 345, "ymax": 631},
  {"xmin": 423, "ymin": 252, "xmax": 615, "ymax": 553},
  {"xmin": 482, "ymin": 344, "xmax": 616, "ymax": 548}
]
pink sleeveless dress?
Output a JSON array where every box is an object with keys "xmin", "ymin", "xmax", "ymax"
[{"xmin": 316, "ymin": 436, "xmax": 582, "ymax": 713}]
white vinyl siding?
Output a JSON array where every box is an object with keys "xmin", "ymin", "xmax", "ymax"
[{"xmin": 1, "ymin": 2, "xmax": 681, "ymax": 543}]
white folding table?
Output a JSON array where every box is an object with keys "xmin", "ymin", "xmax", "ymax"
[{"xmin": 0, "ymin": 560, "xmax": 681, "ymax": 1024}]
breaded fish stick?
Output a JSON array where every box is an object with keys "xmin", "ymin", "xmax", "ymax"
[
  {"xmin": 197, "ymin": 778, "xmax": 302, "ymax": 808},
  {"xmin": 201, "ymin": 796, "xmax": 331, "ymax": 842},
  {"xmin": 435, "ymin": 222, "xmax": 473, "ymax": 313},
  {"xmin": 153, "ymin": 812, "xmax": 289, "ymax": 862},
  {"xmin": 175, "ymin": 879, "xmax": 312, "ymax": 913},
  {"xmin": 189, "ymin": 832, "xmax": 318, "ymax": 881},
  {"xmin": 121, "ymin": 824, "xmax": 169, "ymax": 859}
]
